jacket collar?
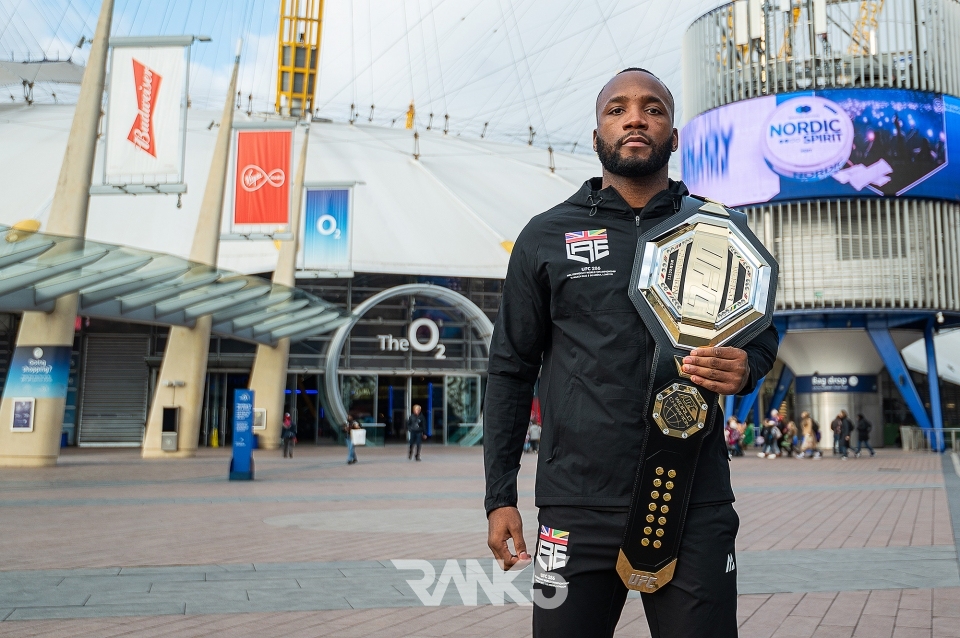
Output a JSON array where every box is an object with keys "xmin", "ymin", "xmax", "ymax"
[{"xmin": 566, "ymin": 177, "xmax": 690, "ymax": 220}]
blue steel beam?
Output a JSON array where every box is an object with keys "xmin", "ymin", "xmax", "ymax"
[
  {"xmin": 734, "ymin": 320, "xmax": 787, "ymax": 424},
  {"xmin": 866, "ymin": 327, "xmax": 932, "ymax": 432},
  {"xmin": 724, "ymin": 395, "xmax": 735, "ymax": 419},
  {"xmin": 924, "ymin": 320, "xmax": 945, "ymax": 452},
  {"xmin": 768, "ymin": 365, "xmax": 795, "ymax": 417}
]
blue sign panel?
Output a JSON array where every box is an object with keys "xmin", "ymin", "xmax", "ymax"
[
  {"xmin": 795, "ymin": 374, "xmax": 878, "ymax": 393},
  {"xmin": 230, "ymin": 389, "xmax": 255, "ymax": 481},
  {"xmin": 1, "ymin": 346, "xmax": 71, "ymax": 400},
  {"xmin": 302, "ymin": 188, "xmax": 351, "ymax": 272}
]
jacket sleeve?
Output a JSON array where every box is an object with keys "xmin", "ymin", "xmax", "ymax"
[
  {"xmin": 736, "ymin": 323, "xmax": 779, "ymax": 397},
  {"xmin": 484, "ymin": 224, "xmax": 550, "ymax": 515}
]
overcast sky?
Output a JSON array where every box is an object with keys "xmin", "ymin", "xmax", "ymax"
[{"xmin": 3, "ymin": 0, "xmax": 721, "ymax": 151}]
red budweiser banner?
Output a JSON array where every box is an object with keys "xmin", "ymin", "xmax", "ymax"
[
  {"xmin": 127, "ymin": 59, "xmax": 162, "ymax": 158},
  {"xmin": 234, "ymin": 130, "xmax": 292, "ymax": 225}
]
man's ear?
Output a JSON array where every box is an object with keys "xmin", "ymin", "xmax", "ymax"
[
  {"xmin": 592, "ymin": 129, "xmax": 598, "ymax": 153},
  {"xmin": 671, "ymin": 128, "xmax": 678, "ymax": 152}
]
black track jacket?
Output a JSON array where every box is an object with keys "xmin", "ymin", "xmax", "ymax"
[{"xmin": 484, "ymin": 178, "xmax": 779, "ymax": 514}]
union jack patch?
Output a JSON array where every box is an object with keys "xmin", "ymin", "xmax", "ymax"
[
  {"xmin": 564, "ymin": 229, "xmax": 609, "ymax": 264},
  {"xmin": 539, "ymin": 526, "xmax": 570, "ymax": 546}
]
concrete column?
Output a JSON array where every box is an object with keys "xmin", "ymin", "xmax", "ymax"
[
  {"xmin": 0, "ymin": 0, "xmax": 114, "ymax": 467},
  {"xmin": 248, "ymin": 125, "xmax": 310, "ymax": 449},
  {"xmin": 142, "ymin": 44, "xmax": 242, "ymax": 459}
]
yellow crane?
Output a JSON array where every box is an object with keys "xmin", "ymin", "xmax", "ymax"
[
  {"xmin": 275, "ymin": 0, "xmax": 325, "ymax": 117},
  {"xmin": 848, "ymin": 0, "xmax": 884, "ymax": 55}
]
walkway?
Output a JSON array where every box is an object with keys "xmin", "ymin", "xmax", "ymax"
[{"xmin": 1, "ymin": 445, "xmax": 958, "ymax": 636}]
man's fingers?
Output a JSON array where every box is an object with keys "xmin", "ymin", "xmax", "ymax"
[
  {"xmin": 690, "ymin": 346, "xmax": 745, "ymax": 360},
  {"xmin": 683, "ymin": 364, "xmax": 739, "ymax": 382},
  {"xmin": 510, "ymin": 522, "xmax": 528, "ymax": 559},
  {"xmin": 690, "ymin": 374, "xmax": 738, "ymax": 394},
  {"xmin": 683, "ymin": 356, "xmax": 741, "ymax": 372},
  {"xmin": 488, "ymin": 536, "xmax": 515, "ymax": 568}
]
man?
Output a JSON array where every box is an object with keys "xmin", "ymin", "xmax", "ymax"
[
  {"xmin": 483, "ymin": 68, "xmax": 779, "ymax": 638},
  {"xmin": 831, "ymin": 412, "xmax": 844, "ymax": 455},
  {"xmin": 281, "ymin": 413, "xmax": 296, "ymax": 459},
  {"xmin": 839, "ymin": 410, "xmax": 856, "ymax": 459},
  {"xmin": 855, "ymin": 413, "xmax": 876, "ymax": 457},
  {"xmin": 406, "ymin": 404, "xmax": 427, "ymax": 461}
]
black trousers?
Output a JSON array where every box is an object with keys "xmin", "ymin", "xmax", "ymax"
[
  {"xmin": 532, "ymin": 503, "xmax": 739, "ymax": 638},
  {"xmin": 408, "ymin": 437, "xmax": 422, "ymax": 458}
]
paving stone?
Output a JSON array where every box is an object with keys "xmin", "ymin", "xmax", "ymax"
[{"xmin": 6, "ymin": 602, "xmax": 186, "ymax": 620}]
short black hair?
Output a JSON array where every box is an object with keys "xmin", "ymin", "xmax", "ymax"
[{"xmin": 597, "ymin": 67, "xmax": 675, "ymax": 122}]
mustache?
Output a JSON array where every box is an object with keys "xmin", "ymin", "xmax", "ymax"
[{"xmin": 617, "ymin": 133, "xmax": 652, "ymax": 147}]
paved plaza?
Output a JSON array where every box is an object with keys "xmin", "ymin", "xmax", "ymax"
[{"xmin": 1, "ymin": 444, "xmax": 959, "ymax": 636}]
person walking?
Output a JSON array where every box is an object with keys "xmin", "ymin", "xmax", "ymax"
[
  {"xmin": 831, "ymin": 412, "xmax": 844, "ymax": 455},
  {"xmin": 483, "ymin": 68, "xmax": 779, "ymax": 638},
  {"xmin": 281, "ymin": 413, "xmax": 297, "ymax": 458},
  {"xmin": 781, "ymin": 420, "xmax": 798, "ymax": 457},
  {"xmin": 839, "ymin": 410, "xmax": 856, "ymax": 459},
  {"xmin": 725, "ymin": 416, "xmax": 743, "ymax": 458},
  {"xmin": 799, "ymin": 411, "xmax": 821, "ymax": 459},
  {"xmin": 527, "ymin": 421, "xmax": 542, "ymax": 453},
  {"xmin": 855, "ymin": 413, "xmax": 876, "ymax": 457},
  {"xmin": 758, "ymin": 417, "xmax": 780, "ymax": 458},
  {"xmin": 406, "ymin": 404, "xmax": 427, "ymax": 461},
  {"xmin": 345, "ymin": 420, "xmax": 361, "ymax": 465}
]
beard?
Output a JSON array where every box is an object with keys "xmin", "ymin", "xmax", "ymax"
[{"xmin": 595, "ymin": 132, "xmax": 673, "ymax": 178}]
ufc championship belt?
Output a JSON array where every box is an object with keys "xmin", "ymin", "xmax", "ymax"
[{"xmin": 618, "ymin": 197, "xmax": 778, "ymax": 593}]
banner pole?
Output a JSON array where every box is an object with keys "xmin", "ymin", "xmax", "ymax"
[
  {"xmin": 247, "ymin": 122, "xmax": 311, "ymax": 449},
  {"xmin": 141, "ymin": 40, "xmax": 243, "ymax": 459},
  {"xmin": 0, "ymin": 0, "xmax": 116, "ymax": 467}
]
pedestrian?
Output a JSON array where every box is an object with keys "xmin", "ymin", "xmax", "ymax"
[
  {"xmin": 758, "ymin": 417, "xmax": 780, "ymax": 458},
  {"xmin": 483, "ymin": 68, "xmax": 779, "ymax": 638},
  {"xmin": 799, "ymin": 411, "xmax": 822, "ymax": 459},
  {"xmin": 781, "ymin": 420, "xmax": 798, "ymax": 457},
  {"xmin": 855, "ymin": 413, "xmax": 876, "ymax": 457},
  {"xmin": 831, "ymin": 412, "xmax": 844, "ymax": 455},
  {"xmin": 725, "ymin": 417, "xmax": 743, "ymax": 457},
  {"xmin": 281, "ymin": 412, "xmax": 297, "ymax": 458},
  {"xmin": 527, "ymin": 421, "xmax": 542, "ymax": 453},
  {"xmin": 345, "ymin": 420, "xmax": 361, "ymax": 465},
  {"xmin": 406, "ymin": 404, "xmax": 426, "ymax": 461},
  {"xmin": 839, "ymin": 410, "xmax": 856, "ymax": 459}
]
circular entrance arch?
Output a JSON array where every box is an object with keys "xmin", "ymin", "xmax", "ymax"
[{"xmin": 323, "ymin": 283, "xmax": 495, "ymax": 429}]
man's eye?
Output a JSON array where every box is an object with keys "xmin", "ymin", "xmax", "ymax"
[{"xmin": 610, "ymin": 107, "xmax": 624, "ymax": 115}]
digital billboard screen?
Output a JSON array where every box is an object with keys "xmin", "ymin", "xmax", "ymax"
[{"xmin": 680, "ymin": 88, "xmax": 960, "ymax": 207}]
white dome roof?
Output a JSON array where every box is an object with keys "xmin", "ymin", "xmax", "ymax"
[{"xmin": 0, "ymin": 103, "xmax": 599, "ymax": 279}]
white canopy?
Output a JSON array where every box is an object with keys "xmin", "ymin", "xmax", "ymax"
[
  {"xmin": 0, "ymin": 104, "xmax": 599, "ymax": 279},
  {"xmin": 901, "ymin": 329, "xmax": 960, "ymax": 385}
]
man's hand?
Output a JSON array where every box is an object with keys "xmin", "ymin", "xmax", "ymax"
[
  {"xmin": 487, "ymin": 506, "xmax": 531, "ymax": 571},
  {"xmin": 683, "ymin": 347, "xmax": 749, "ymax": 395}
]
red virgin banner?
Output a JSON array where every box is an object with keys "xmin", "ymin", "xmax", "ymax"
[{"xmin": 234, "ymin": 130, "xmax": 291, "ymax": 225}]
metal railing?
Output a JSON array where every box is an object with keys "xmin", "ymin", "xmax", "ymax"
[
  {"xmin": 683, "ymin": 0, "xmax": 960, "ymax": 121},
  {"xmin": 899, "ymin": 425, "xmax": 960, "ymax": 450}
]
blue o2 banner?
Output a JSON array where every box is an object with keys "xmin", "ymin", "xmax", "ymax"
[
  {"xmin": 230, "ymin": 389, "xmax": 254, "ymax": 480},
  {"xmin": 681, "ymin": 89, "xmax": 960, "ymax": 207},
  {"xmin": 301, "ymin": 188, "xmax": 351, "ymax": 273},
  {"xmin": 1, "ymin": 346, "xmax": 71, "ymax": 400},
  {"xmin": 795, "ymin": 374, "xmax": 878, "ymax": 394}
]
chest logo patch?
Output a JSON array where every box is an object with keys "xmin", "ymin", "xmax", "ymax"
[{"xmin": 565, "ymin": 229, "xmax": 609, "ymax": 263}]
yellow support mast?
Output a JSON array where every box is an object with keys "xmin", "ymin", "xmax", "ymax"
[{"xmin": 276, "ymin": 0, "xmax": 324, "ymax": 117}]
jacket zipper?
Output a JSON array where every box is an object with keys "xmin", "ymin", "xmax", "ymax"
[{"xmin": 635, "ymin": 214, "xmax": 640, "ymax": 237}]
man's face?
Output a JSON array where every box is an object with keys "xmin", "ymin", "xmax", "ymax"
[
  {"xmin": 593, "ymin": 72, "xmax": 677, "ymax": 178},
  {"xmin": 413, "ymin": 405, "xmax": 421, "ymax": 415}
]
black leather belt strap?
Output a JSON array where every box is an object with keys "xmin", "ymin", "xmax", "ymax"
[{"xmin": 618, "ymin": 196, "xmax": 741, "ymax": 593}]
